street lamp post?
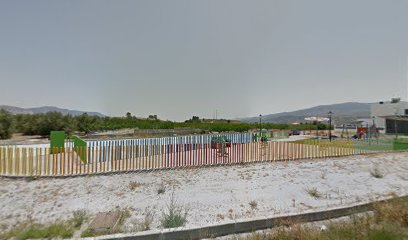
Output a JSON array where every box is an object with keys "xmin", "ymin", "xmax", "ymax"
[
  {"xmin": 394, "ymin": 108, "xmax": 398, "ymax": 139},
  {"xmin": 259, "ymin": 114, "xmax": 262, "ymax": 141},
  {"xmin": 328, "ymin": 111, "xmax": 333, "ymax": 142}
]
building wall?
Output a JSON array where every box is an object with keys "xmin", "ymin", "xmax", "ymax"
[
  {"xmin": 385, "ymin": 119, "xmax": 408, "ymax": 134},
  {"xmin": 371, "ymin": 100, "xmax": 408, "ymax": 132}
]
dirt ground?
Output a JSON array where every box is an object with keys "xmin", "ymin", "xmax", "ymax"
[
  {"xmin": 0, "ymin": 152, "xmax": 407, "ymax": 233},
  {"xmin": 0, "ymin": 134, "xmax": 48, "ymax": 146}
]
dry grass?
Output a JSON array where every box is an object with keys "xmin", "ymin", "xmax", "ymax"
[
  {"xmin": 157, "ymin": 182, "xmax": 166, "ymax": 195},
  {"xmin": 305, "ymin": 187, "xmax": 321, "ymax": 199},
  {"xmin": 249, "ymin": 201, "xmax": 258, "ymax": 210},
  {"xmin": 238, "ymin": 197, "xmax": 408, "ymax": 240},
  {"xmin": 0, "ymin": 209, "xmax": 91, "ymax": 240},
  {"xmin": 373, "ymin": 198, "xmax": 408, "ymax": 227},
  {"xmin": 72, "ymin": 209, "xmax": 89, "ymax": 228},
  {"xmin": 216, "ymin": 214, "xmax": 225, "ymax": 221},
  {"xmin": 130, "ymin": 209, "xmax": 154, "ymax": 232},
  {"xmin": 370, "ymin": 166, "xmax": 384, "ymax": 178},
  {"xmin": 128, "ymin": 181, "xmax": 143, "ymax": 191}
]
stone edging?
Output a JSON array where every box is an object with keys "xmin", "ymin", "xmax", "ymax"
[{"xmin": 88, "ymin": 196, "xmax": 407, "ymax": 240}]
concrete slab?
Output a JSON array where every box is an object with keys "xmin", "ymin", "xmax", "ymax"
[{"xmin": 89, "ymin": 211, "xmax": 121, "ymax": 232}]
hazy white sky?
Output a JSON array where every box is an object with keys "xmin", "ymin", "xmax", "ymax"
[{"xmin": 1, "ymin": 0, "xmax": 408, "ymax": 121}]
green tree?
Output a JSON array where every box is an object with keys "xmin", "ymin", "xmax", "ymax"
[
  {"xmin": 0, "ymin": 110, "xmax": 15, "ymax": 139},
  {"xmin": 34, "ymin": 112, "xmax": 67, "ymax": 136},
  {"xmin": 148, "ymin": 115, "xmax": 158, "ymax": 120},
  {"xmin": 77, "ymin": 113, "xmax": 94, "ymax": 134},
  {"xmin": 62, "ymin": 115, "xmax": 77, "ymax": 135},
  {"xmin": 317, "ymin": 123, "xmax": 327, "ymax": 130}
]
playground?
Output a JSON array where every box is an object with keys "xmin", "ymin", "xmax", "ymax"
[
  {"xmin": 2, "ymin": 131, "xmax": 408, "ymax": 178},
  {"xmin": 1, "ymin": 131, "xmax": 408, "ymax": 236}
]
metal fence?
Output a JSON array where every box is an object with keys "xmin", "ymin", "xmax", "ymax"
[
  {"xmin": 86, "ymin": 132, "xmax": 254, "ymax": 147},
  {"xmin": 0, "ymin": 139, "xmax": 366, "ymax": 177},
  {"xmin": 2, "ymin": 135, "xmax": 407, "ymax": 177}
]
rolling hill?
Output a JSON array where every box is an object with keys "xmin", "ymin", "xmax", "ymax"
[
  {"xmin": 0, "ymin": 105, "xmax": 105, "ymax": 117},
  {"xmin": 241, "ymin": 102, "xmax": 371, "ymax": 125}
]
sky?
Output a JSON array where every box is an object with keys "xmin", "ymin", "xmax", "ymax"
[{"xmin": 1, "ymin": 0, "xmax": 408, "ymax": 121}]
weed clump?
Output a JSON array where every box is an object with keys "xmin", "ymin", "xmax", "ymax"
[
  {"xmin": 306, "ymin": 187, "xmax": 321, "ymax": 199},
  {"xmin": 160, "ymin": 193, "xmax": 188, "ymax": 228},
  {"xmin": 370, "ymin": 166, "xmax": 384, "ymax": 178},
  {"xmin": 157, "ymin": 182, "xmax": 166, "ymax": 195},
  {"xmin": 249, "ymin": 200, "xmax": 258, "ymax": 210},
  {"xmin": 0, "ymin": 222, "xmax": 75, "ymax": 240},
  {"xmin": 72, "ymin": 209, "xmax": 88, "ymax": 228},
  {"xmin": 129, "ymin": 181, "xmax": 142, "ymax": 191},
  {"xmin": 130, "ymin": 209, "xmax": 154, "ymax": 232}
]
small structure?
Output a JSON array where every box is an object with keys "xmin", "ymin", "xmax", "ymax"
[
  {"xmin": 304, "ymin": 116, "xmax": 330, "ymax": 137},
  {"xmin": 371, "ymin": 98, "xmax": 408, "ymax": 133}
]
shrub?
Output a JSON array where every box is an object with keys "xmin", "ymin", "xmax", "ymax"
[
  {"xmin": 160, "ymin": 193, "xmax": 187, "ymax": 228},
  {"xmin": 119, "ymin": 208, "xmax": 131, "ymax": 225},
  {"xmin": 72, "ymin": 210, "xmax": 88, "ymax": 228},
  {"xmin": 0, "ymin": 110, "xmax": 14, "ymax": 139}
]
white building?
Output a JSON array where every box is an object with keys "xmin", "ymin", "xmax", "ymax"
[{"xmin": 371, "ymin": 98, "xmax": 408, "ymax": 133}]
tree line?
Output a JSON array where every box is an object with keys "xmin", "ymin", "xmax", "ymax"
[{"xmin": 0, "ymin": 110, "xmax": 327, "ymax": 139}]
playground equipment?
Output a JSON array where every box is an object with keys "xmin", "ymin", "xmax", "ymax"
[
  {"xmin": 210, "ymin": 136, "xmax": 231, "ymax": 149},
  {"xmin": 50, "ymin": 131, "xmax": 65, "ymax": 154},
  {"xmin": 210, "ymin": 136, "xmax": 231, "ymax": 158},
  {"xmin": 254, "ymin": 130, "xmax": 290, "ymax": 141},
  {"xmin": 355, "ymin": 124, "xmax": 379, "ymax": 141},
  {"xmin": 50, "ymin": 131, "xmax": 87, "ymax": 163},
  {"xmin": 340, "ymin": 124, "xmax": 349, "ymax": 138}
]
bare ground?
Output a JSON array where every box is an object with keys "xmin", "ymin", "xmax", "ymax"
[{"xmin": 0, "ymin": 152, "xmax": 407, "ymax": 233}]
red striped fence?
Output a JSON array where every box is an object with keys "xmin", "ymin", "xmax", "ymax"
[{"xmin": 0, "ymin": 141, "xmax": 359, "ymax": 177}]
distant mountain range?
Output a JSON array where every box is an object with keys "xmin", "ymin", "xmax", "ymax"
[
  {"xmin": 1, "ymin": 102, "xmax": 372, "ymax": 124},
  {"xmin": 0, "ymin": 105, "xmax": 105, "ymax": 117},
  {"xmin": 241, "ymin": 102, "xmax": 371, "ymax": 125}
]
